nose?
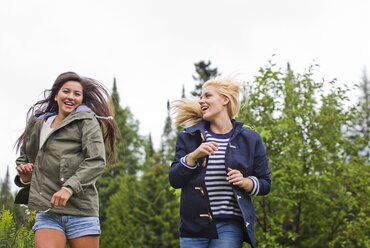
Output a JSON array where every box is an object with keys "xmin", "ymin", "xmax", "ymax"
[
  {"xmin": 66, "ymin": 92, "xmax": 74, "ymax": 100},
  {"xmin": 199, "ymin": 98, "xmax": 205, "ymax": 105}
]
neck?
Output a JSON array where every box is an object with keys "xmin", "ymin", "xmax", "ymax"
[
  {"xmin": 51, "ymin": 113, "xmax": 67, "ymax": 128},
  {"xmin": 209, "ymin": 116, "xmax": 233, "ymax": 134}
]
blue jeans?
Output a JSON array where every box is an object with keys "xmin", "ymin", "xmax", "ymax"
[
  {"xmin": 33, "ymin": 212, "xmax": 101, "ymax": 239},
  {"xmin": 180, "ymin": 219, "xmax": 243, "ymax": 248}
]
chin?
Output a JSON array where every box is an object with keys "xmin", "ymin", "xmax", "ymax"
[{"xmin": 202, "ymin": 115, "xmax": 213, "ymax": 122}]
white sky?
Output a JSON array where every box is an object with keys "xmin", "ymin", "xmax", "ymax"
[{"xmin": 1, "ymin": 0, "xmax": 369, "ymax": 190}]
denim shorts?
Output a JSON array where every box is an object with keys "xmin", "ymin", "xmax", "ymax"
[
  {"xmin": 180, "ymin": 219, "xmax": 243, "ymax": 248},
  {"xmin": 33, "ymin": 212, "xmax": 101, "ymax": 239}
]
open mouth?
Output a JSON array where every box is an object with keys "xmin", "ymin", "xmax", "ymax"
[
  {"xmin": 64, "ymin": 102, "xmax": 74, "ymax": 107},
  {"xmin": 201, "ymin": 106, "xmax": 208, "ymax": 111}
]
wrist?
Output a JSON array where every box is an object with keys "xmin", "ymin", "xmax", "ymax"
[
  {"xmin": 62, "ymin": 186, "xmax": 73, "ymax": 195},
  {"xmin": 19, "ymin": 177, "xmax": 31, "ymax": 185},
  {"xmin": 186, "ymin": 153, "xmax": 197, "ymax": 165},
  {"xmin": 243, "ymin": 178, "xmax": 253, "ymax": 192}
]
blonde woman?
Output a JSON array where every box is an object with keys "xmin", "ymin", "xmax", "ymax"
[{"xmin": 169, "ymin": 76, "xmax": 271, "ymax": 248}]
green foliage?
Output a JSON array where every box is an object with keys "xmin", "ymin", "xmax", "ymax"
[
  {"xmin": 0, "ymin": 209, "xmax": 34, "ymax": 248},
  {"xmin": 100, "ymin": 175, "xmax": 142, "ymax": 248},
  {"xmin": 97, "ymin": 78, "xmax": 143, "ymax": 222},
  {"xmin": 0, "ymin": 167, "xmax": 14, "ymax": 210},
  {"xmin": 100, "ymin": 164, "xmax": 180, "ymax": 248},
  {"xmin": 238, "ymin": 60, "xmax": 369, "ymax": 247},
  {"xmin": 135, "ymin": 163, "xmax": 180, "ymax": 248},
  {"xmin": 96, "ymin": 59, "xmax": 368, "ymax": 247}
]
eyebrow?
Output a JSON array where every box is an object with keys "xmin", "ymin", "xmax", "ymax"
[{"xmin": 61, "ymin": 87, "xmax": 82, "ymax": 93}]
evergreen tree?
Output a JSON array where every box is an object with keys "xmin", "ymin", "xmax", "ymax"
[
  {"xmin": 160, "ymin": 100, "xmax": 176, "ymax": 164},
  {"xmin": 100, "ymin": 175, "xmax": 143, "ymax": 248},
  {"xmin": 97, "ymin": 77, "xmax": 143, "ymax": 222},
  {"xmin": 191, "ymin": 60, "xmax": 218, "ymax": 97},
  {"xmin": 0, "ymin": 166, "xmax": 28, "ymax": 229},
  {"xmin": 135, "ymin": 163, "xmax": 180, "ymax": 248},
  {"xmin": 181, "ymin": 84, "xmax": 186, "ymax": 98},
  {"xmin": 238, "ymin": 60, "xmax": 369, "ymax": 247},
  {"xmin": 0, "ymin": 166, "xmax": 13, "ymax": 210}
]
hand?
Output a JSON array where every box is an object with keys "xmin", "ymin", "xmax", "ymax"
[
  {"xmin": 187, "ymin": 142, "xmax": 219, "ymax": 165},
  {"xmin": 226, "ymin": 168, "xmax": 253, "ymax": 192},
  {"xmin": 50, "ymin": 188, "xmax": 72, "ymax": 208},
  {"xmin": 16, "ymin": 163, "xmax": 34, "ymax": 183}
]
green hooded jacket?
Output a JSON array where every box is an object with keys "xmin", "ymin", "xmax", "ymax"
[{"xmin": 14, "ymin": 105, "xmax": 106, "ymax": 217}]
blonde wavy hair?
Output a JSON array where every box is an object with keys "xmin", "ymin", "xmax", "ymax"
[{"xmin": 172, "ymin": 76, "xmax": 243, "ymax": 127}]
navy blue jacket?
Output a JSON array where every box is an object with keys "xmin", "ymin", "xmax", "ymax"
[{"xmin": 169, "ymin": 120, "xmax": 271, "ymax": 248}]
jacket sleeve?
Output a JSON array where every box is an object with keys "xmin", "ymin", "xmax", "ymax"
[
  {"xmin": 169, "ymin": 131, "xmax": 199, "ymax": 189},
  {"xmin": 63, "ymin": 117, "xmax": 106, "ymax": 194},
  {"xmin": 247, "ymin": 133, "xmax": 271, "ymax": 196},
  {"xmin": 14, "ymin": 147, "xmax": 30, "ymax": 188}
]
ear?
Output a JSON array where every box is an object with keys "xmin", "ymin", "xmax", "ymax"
[{"xmin": 223, "ymin": 96, "xmax": 230, "ymax": 106}]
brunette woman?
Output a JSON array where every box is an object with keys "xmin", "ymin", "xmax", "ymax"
[{"xmin": 14, "ymin": 72, "xmax": 119, "ymax": 248}]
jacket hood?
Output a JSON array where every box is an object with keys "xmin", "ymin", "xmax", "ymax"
[{"xmin": 35, "ymin": 105, "xmax": 92, "ymax": 120}]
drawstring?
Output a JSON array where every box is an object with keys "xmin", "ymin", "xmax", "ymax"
[{"xmin": 96, "ymin": 115, "xmax": 114, "ymax": 120}]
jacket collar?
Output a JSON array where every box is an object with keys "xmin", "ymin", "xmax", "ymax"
[{"xmin": 184, "ymin": 119, "xmax": 244, "ymax": 140}]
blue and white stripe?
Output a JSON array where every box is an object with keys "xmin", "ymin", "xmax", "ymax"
[
  {"xmin": 204, "ymin": 130, "xmax": 242, "ymax": 218},
  {"xmin": 247, "ymin": 176, "xmax": 260, "ymax": 196}
]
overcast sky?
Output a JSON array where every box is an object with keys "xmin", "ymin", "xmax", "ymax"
[{"xmin": 1, "ymin": 0, "xmax": 369, "ymax": 190}]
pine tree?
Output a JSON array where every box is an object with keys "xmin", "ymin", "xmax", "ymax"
[
  {"xmin": 97, "ymin": 77, "xmax": 143, "ymax": 222},
  {"xmin": 191, "ymin": 60, "xmax": 218, "ymax": 97},
  {"xmin": 160, "ymin": 100, "xmax": 176, "ymax": 164},
  {"xmin": 0, "ymin": 166, "xmax": 13, "ymax": 210},
  {"xmin": 100, "ymin": 175, "xmax": 142, "ymax": 248},
  {"xmin": 135, "ymin": 163, "xmax": 180, "ymax": 248}
]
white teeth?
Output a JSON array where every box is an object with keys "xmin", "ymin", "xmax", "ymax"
[
  {"xmin": 202, "ymin": 106, "xmax": 208, "ymax": 111},
  {"xmin": 65, "ymin": 102, "xmax": 73, "ymax": 106}
]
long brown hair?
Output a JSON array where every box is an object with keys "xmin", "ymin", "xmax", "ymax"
[{"xmin": 16, "ymin": 72, "xmax": 120, "ymax": 164}]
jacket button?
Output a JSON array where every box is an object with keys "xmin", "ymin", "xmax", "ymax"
[
  {"xmin": 202, "ymin": 160, "xmax": 207, "ymax": 167},
  {"xmin": 60, "ymin": 178, "xmax": 64, "ymax": 182},
  {"xmin": 39, "ymin": 192, "xmax": 42, "ymax": 195},
  {"xmin": 246, "ymin": 222, "xmax": 250, "ymax": 227},
  {"xmin": 208, "ymin": 213, "xmax": 213, "ymax": 221}
]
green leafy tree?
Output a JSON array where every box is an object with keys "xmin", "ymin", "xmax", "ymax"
[
  {"xmin": 237, "ymin": 60, "xmax": 369, "ymax": 247},
  {"xmin": 191, "ymin": 60, "xmax": 218, "ymax": 97},
  {"xmin": 350, "ymin": 69, "xmax": 370, "ymax": 159}
]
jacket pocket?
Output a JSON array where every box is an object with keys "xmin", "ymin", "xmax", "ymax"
[{"xmin": 59, "ymin": 156, "xmax": 84, "ymax": 184}]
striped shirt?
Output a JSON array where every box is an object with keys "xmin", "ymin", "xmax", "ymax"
[{"xmin": 205, "ymin": 129, "xmax": 242, "ymax": 220}]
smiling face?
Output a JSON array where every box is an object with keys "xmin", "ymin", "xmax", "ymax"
[
  {"xmin": 54, "ymin": 81, "xmax": 83, "ymax": 118},
  {"xmin": 199, "ymin": 85, "xmax": 229, "ymax": 122}
]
